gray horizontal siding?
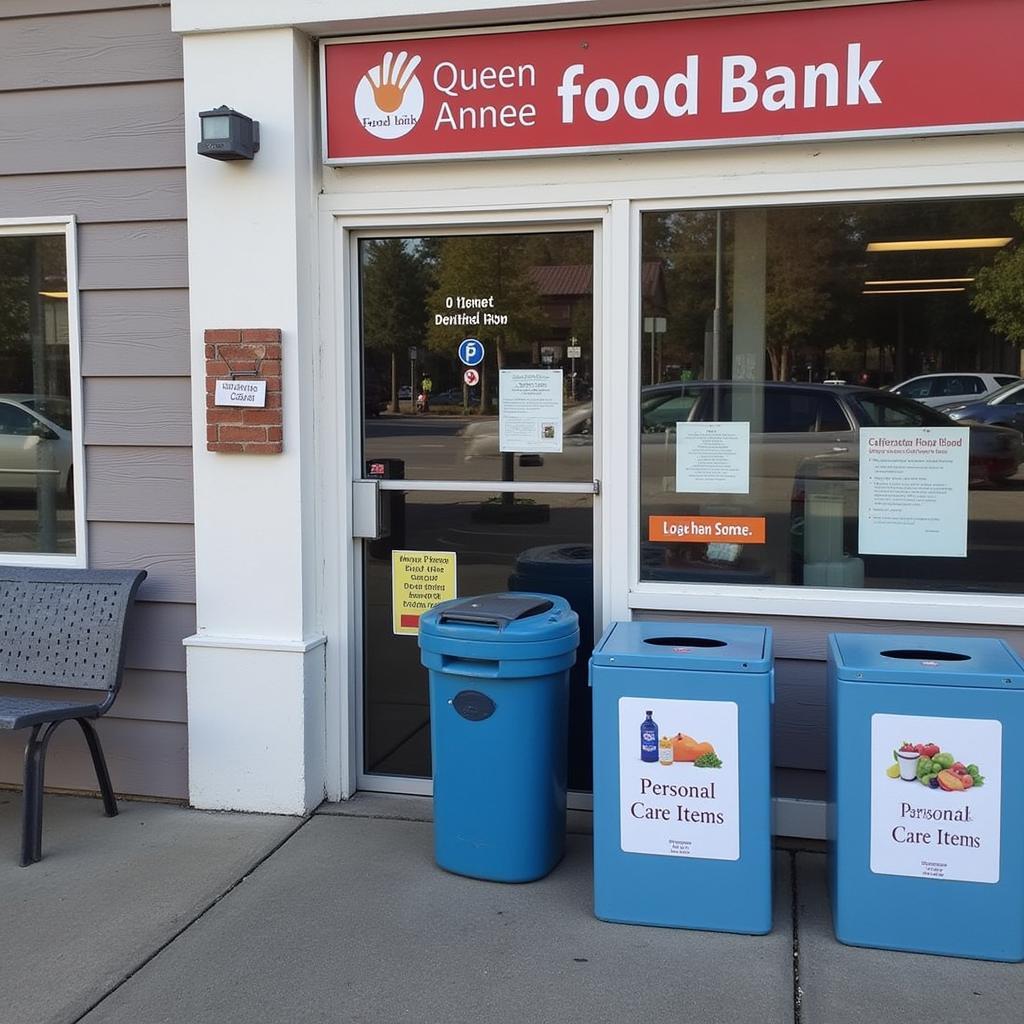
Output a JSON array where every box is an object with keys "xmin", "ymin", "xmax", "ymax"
[
  {"xmin": 81, "ymin": 288, "xmax": 190, "ymax": 376},
  {"xmin": 0, "ymin": 1, "xmax": 168, "ymax": 18},
  {"xmin": 86, "ymin": 447, "xmax": 194, "ymax": 524},
  {"xmin": 0, "ymin": 2, "xmax": 193, "ymax": 803},
  {"xmin": 0, "ymin": 7, "xmax": 182, "ymax": 91},
  {"xmin": 0, "ymin": 168, "xmax": 185, "ymax": 222},
  {"xmin": 1, "ymin": 668, "xmax": 187, "ymax": 725},
  {"xmin": 638, "ymin": 610, "xmax": 1024, "ymax": 775},
  {"xmin": 124, "ymin": 602, "xmax": 194, "ymax": 673},
  {"xmin": 115, "ymin": 668, "xmax": 188, "ymax": 724},
  {"xmin": 78, "ymin": 221, "xmax": 188, "ymax": 290},
  {"xmin": 84, "ymin": 377, "xmax": 192, "ymax": 446},
  {"xmin": 0, "ymin": 80, "xmax": 184, "ymax": 176},
  {"xmin": 0, "ymin": 718, "xmax": 187, "ymax": 800},
  {"xmin": 89, "ymin": 522, "xmax": 196, "ymax": 603}
]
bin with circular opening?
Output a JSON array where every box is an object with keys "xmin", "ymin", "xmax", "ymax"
[
  {"xmin": 418, "ymin": 592, "xmax": 579, "ymax": 882},
  {"xmin": 589, "ymin": 621, "xmax": 774, "ymax": 934},
  {"xmin": 828, "ymin": 632, "xmax": 1024, "ymax": 961}
]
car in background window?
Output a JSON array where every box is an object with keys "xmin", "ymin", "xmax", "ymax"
[
  {"xmin": 936, "ymin": 378, "xmax": 1024, "ymax": 433},
  {"xmin": 889, "ymin": 372, "xmax": 1019, "ymax": 407},
  {"xmin": 463, "ymin": 381, "xmax": 1023, "ymax": 491},
  {"xmin": 640, "ymin": 382, "xmax": 1022, "ymax": 491},
  {"xmin": 0, "ymin": 394, "xmax": 74, "ymax": 500}
]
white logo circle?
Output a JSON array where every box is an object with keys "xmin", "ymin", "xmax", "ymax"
[{"xmin": 354, "ymin": 50, "xmax": 424, "ymax": 140}]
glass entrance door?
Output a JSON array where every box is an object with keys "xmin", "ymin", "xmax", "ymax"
[{"xmin": 355, "ymin": 227, "xmax": 598, "ymax": 793}]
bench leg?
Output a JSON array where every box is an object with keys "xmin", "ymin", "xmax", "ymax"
[
  {"xmin": 21, "ymin": 721, "xmax": 60, "ymax": 867},
  {"xmin": 76, "ymin": 718, "xmax": 118, "ymax": 818}
]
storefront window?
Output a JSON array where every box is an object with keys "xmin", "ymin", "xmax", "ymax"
[
  {"xmin": 0, "ymin": 231, "xmax": 75, "ymax": 555},
  {"xmin": 640, "ymin": 198, "xmax": 1024, "ymax": 594}
]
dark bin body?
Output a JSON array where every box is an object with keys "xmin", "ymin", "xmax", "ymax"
[
  {"xmin": 829, "ymin": 633, "xmax": 1024, "ymax": 961},
  {"xmin": 508, "ymin": 544, "xmax": 595, "ymax": 791},
  {"xmin": 590, "ymin": 621, "xmax": 774, "ymax": 935},
  {"xmin": 419, "ymin": 593, "xmax": 579, "ymax": 883}
]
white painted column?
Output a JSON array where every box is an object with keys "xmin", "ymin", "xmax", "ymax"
[{"xmin": 181, "ymin": 28, "xmax": 326, "ymax": 813}]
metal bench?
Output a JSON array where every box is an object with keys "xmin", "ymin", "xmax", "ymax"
[{"xmin": 0, "ymin": 567, "xmax": 146, "ymax": 865}]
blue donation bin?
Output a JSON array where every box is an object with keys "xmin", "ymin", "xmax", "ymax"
[
  {"xmin": 590, "ymin": 622, "xmax": 774, "ymax": 934},
  {"xmin": 418, "ymin": 593, "xmax": 579, "ymax": 883},
  {"xmin": 829, "ymin": 633, "xmax": 1024, "ymax": 961}
]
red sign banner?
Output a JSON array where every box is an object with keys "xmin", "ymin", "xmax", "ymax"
[{"xmin": 322, "ymin": 0, "xmax": 1023, "ymax": 164}]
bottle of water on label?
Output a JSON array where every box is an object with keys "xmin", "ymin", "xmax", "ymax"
[{"xmin": 640, "ymin": 710, "xmax": 659, "ymax": 763}]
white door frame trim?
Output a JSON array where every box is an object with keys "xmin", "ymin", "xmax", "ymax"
[{"xmin": 319, "ymin": 204, "xmax": 612, "ymax": 802}]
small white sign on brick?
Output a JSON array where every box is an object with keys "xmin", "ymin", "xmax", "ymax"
[{"xmin": 214, "ymin": 379, "xmax": 267, "ymax": 408}]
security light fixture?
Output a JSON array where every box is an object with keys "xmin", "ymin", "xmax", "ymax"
[{"xmin": 198, "ymin": 106, "xmax": 260, "ymax": 161}]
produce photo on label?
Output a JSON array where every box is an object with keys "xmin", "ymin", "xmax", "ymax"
[
  {"xmin": 648, "ymin": 730, "xmax": 723, "ymax": 767},
  {"xmin": 884, "ymin": 740, "xmax": 984, "ymax": 792}
]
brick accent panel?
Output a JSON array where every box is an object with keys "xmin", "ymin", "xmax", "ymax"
[{"xmin": 205, "ymin": 329, "xmax": 283, "ymax": 453}]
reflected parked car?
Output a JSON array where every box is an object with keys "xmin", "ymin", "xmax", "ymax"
[
  {"xmin": 0, "ymin": 395, "xmax": 74, "ymax": 499},
  {"xmin": 936, "ymin": 378, "xmax": 1024, "ymax": 433},
  {"xmin": 890, "ymin": 372, "xmax": 1019, "ymax": 407},
  {"xmin": 463, "ymin": 381, "xmax": 1023, "ymax": 491}
]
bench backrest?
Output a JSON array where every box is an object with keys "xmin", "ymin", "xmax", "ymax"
[{"xmin": 0, "ymin": 568, "xmax": 146, "ymax": 692}]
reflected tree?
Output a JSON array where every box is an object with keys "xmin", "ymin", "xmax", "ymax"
[
  {"xmin": 972, "ymin": 203, "xmax": 1024, "ymax": 348},
  {"xmin": 426, "ymin": 235, "xmax": 545, "ymax": 413},
  {"xmin": 361, "ymin": 239, "xmax": 431, "ymax": 411}
]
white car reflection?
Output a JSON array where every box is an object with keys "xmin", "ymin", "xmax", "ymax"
[
  {"xmin": 462, "ymin": 381, "xmax": 1023, "ymax": 504},
  {"xmin": 0, "ymin": 395, "xmax": 74, "ymax": 500}
]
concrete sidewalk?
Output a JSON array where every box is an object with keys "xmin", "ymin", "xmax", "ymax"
[{"xmin": 1, "ymin": 791, "xmax": 1021, "ymax": 1024}]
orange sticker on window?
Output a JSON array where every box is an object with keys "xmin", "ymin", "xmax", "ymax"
[{"xmin": 648, "ymin": 515, "xmax": 766, "ymax": 544}]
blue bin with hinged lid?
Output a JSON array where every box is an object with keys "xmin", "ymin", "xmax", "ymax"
[
  {"xmin": 590, "ymin": 621, "xmax": 774, "ymax": 934},
  {"xmin": 829, "ymin": 633, "xmax": 1024, "ymax": 961},
  {"xmin": 418, "ymin": 593, "xmax": 579, "ymax": 882}
]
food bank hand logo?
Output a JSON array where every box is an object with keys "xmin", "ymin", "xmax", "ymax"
[{"xmin": 354, "ymin": 50, "xmax": 423, "ymax": 139}]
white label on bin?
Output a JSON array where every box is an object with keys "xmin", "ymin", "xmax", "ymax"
[
  {"xmin": 618, "ymin": 697, "xmax": 739, "ymax": 861},
  {"xmin": 870, "ymin": 713, "xmax": 1002, "ymax": 884}
]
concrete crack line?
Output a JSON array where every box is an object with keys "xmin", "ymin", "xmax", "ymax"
[{"xmin": 68, "ymin": 811, "xmax": 315, "ymax": 1024}]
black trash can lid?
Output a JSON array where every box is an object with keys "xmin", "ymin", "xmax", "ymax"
[{"xmin": 438, "ymin": 594, "xmax": 553, "ymax": 629}]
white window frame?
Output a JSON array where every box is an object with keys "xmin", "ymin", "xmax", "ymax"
[
  {"xmin": 0, "ymin": 216, "xmax": 86, "ymax": 567},
  {"xmin": 624, "ymin": 190, "xmax": 1024, "ymax": 627}
]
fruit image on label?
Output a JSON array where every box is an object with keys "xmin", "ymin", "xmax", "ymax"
[{"xmin": 884, "ymin": 741, "xmax": 985, "ymax": 792}]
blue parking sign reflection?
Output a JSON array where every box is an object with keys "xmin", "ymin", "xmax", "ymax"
[{"xmin": 458, "ymin": 338, "xmax": 484, "ymax": 366}]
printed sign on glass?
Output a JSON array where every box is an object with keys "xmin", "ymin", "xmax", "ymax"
[{"xmin": 392, "ymin": 550, "xmax": 457, "ymax": 636}]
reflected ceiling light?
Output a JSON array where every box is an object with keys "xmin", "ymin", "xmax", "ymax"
[
  {"xmin": 37, "ymin": 291, "xmax": 68, "ymax": 299},
  {"xmin": 866, "ymin": 238, "xmax": 1012, "ymax": 252},
  {"xmin": 863, "ymin": 277, "xmax": 974, "ymax": 286},
  {"xmin": 862, "ymin": 287, "xmax": 967, "ymax": 295}
]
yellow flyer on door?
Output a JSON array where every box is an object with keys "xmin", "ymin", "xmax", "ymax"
[{"xmin": 392, "ymin": 550, "xmax": 456, "ymax": 635}]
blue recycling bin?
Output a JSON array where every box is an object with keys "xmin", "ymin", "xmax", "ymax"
[
  {"xmin": 590, "ymin": 621, "xmax": 774, "ymax": 934},
  {"xmin": 418, "ymin": 593, "xmax": 579, "ymax": 882},
  {"xmin": 829, "ymin": 633, "xmax": 1024, "ymax": 961}
]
